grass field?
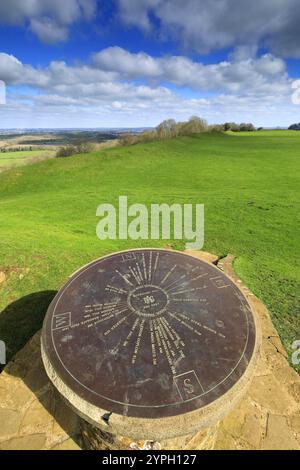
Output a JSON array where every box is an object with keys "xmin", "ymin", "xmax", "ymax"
[
  {"xmin": 0, "ymin": 130, "xmax": 299, "ymax": 370},
  {"xmin": 0, "ymin": 150, "xmax": 54, "ymax": 170}
]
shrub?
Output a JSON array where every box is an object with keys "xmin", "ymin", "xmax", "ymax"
[
  {"xmin": 56, "ymin": 140, "xmax": 94, "ymax": 158},
  {"xmin": 209, "ymin": 124, "xmax": 225, "ymax": 132},
  {"xmin": 239, "ymin": 123, "xmax": 256, "ymax": 132},
  {"xmin": 138, "ymin": 130, "xmax": 158, "ymax": 143},
  {"xmin": 179, "ymin": 116, "xmax": 208, "ymax": 135},
  {"xmin": 156, "ymin": 119, "xmax": 177, "ymax": 139},
  {"xmin": 74, "ymin": 141, "xmax": 94, "ymax": 153},
  {"xmin": 56, "ymin": 146, "xmax": 77, "ymax": 158},
  {"xmin": 223, "ymin": 122, "xmax": 256, "ymax": 132},
  {"xmin": 119, "ymin": 133, "xmax": 138, "ymax": 146}
]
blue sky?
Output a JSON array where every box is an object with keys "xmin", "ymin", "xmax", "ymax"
[{"xmin": 0, "ymin": 0, "xmax": 300, "ymax": 128}]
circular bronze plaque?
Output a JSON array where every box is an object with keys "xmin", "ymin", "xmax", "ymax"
[{"xmin": 42, "ymin": 249, "xmax": 256, "ymax": 419}]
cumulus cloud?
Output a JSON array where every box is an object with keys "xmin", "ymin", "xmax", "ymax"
[
  {"xmin": 0, "ymin": 47, "xmax": 297, "ymax": 128},
  {"xmin": 1, "ymin": 47, "xmax": 290, "ymax": 97},
  {"xmin": 117, "ymin": 0, "xmax": 300, "ymax": 58},
  {"xmin": 1, "ymin": 1, "xmax": 300, "ymax": 57},
  {"xmin": 0, "ymin": 53, "xmax": 117, "ymax": 87},
  {"xmin": 0, "ymin": 53, "xmax": 24, "ymax": 83},
  {"xmin": 30, "ymin": 18, "xmax": 68, "ymax": 43},
  {"xmin": 0, "ymin": 0, "xmax": 96, "ymax": 43},
  {"xmin": 93, "ymin": 47, "xmax": 161, "ymax": 78},
  {"xmin": 2, "ymin": 1, "xmax": 300, "ymax": 56},
  {"xmin": 93, "ymin": 47, "xmax": 290, "ymax": 95}
]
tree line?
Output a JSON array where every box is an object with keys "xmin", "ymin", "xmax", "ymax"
[
  {"xmin": 119, "ymin": 117, "xmax": 257, "ymax": 146},
  {"xmin": 0, "ymin": 146, "xmax": 33, "ymax": 153},
  {"xmin": 55, "ymin": 116, "xmax": 258, "ymax": 156}
]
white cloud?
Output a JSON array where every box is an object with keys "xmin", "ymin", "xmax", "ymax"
[
  {"xmin": 1, "ymin": 47, "xmax": 290, "ymax": 97},
  {"xmin": 93, "ymin": 47, "xmax": 161, "ymax": 78},
  {"xmin": 30, "ymin": 18, "xmax": 68, "ymax": 44},
  {"xmin": 0, "ymin": 48, "xmax": 298, "ymax": 128},
  {"xmin": 1, "ymin": 0, "xmax": 300, "ymax": 56},
  {"xmin": 0, "ymin": 54, "xmax": 118, "ymax": 87},
  {"xmin": 93, "ymin": 47, "xmax": 290, "ymax": 95},
  {"xmin": 0, "ymin": 53, "xmax": 24, "ymax": 83},
  {"xmin": 0, "ymin": 0, "xmax": 96, "ymax": 43},
  {"xmin": 117, "ymin": 0, "xmax": 300, "ymax": 58},
  {"xmin": 2, "ymin": 85, "xmax": 297, "ymax": 129}
]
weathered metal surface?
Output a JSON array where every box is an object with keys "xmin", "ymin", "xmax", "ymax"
[{"xmin": 42, "ymin": 249, "xmax": 256, "ymax": 419}]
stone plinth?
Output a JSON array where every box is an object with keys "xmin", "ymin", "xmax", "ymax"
[
  {"xmin": 80, "ymin": 420, "xmax": 219, "ymax": 450},
  {"xmin": 41, "ymin": 249, "xmax": 260, "ymax": 447},
  {"xmin": 0, "ymin": 250, "xmax": 299, "ymax": 450}
]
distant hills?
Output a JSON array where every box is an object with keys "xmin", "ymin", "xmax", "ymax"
[{"xmin": 0, "ymin": 128, "xmax": 152, "ymax": 146}]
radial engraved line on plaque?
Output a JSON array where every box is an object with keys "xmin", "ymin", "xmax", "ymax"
[
  {"xmin": 87, "ymin": 314, "xmax": 115, "ymax": 328},
  {"xmin": 151, "ymin": 252, "xmax": 160, "ymax": 284},
  {"xmin": 103, "ymin": 310, "xmax": 133, "ymax": 336},
  {"xmin": 188, "ymin": 272, "xmax": 208, "ymax": 282},
  {"xmin": 122, "ymin": 318, "xmax": 140, "ymax": 348},
  {"xmin": 161, "ymin": 316, "xmax": 185, "ymax": 350},
  {"xmin": 115, "ymin": 269, "xmax": 134, "ymax": 287},
  {"xmin": 86, "ymin": 303, "xmax": 129, "ymax": 328},
  {"xmin": 136, "ymin": 265, "xmax": 144, "ymax": 285},
  {"xmin": 160, "ymin": 264, "xmax": 177, "ymax": 285},
  {"xmin": 188, "ymin": 265, "xmax": 201, "ymax": 273},
  {"xmin": 131, "ymin": 319, "xmax": 145, "ymax": 364},
  {"xmin": 159, "ymin": 318, "xmax": 184, "ymax": 360},
  {"xmin": 154, "ymin": 319, "xmax": 168, "ymax": 357},
  {"xmin": 209, "ymin": 276, "xmax": 231, "ymax": 289},
  {"xmin": 186, "ymin": 264, "xmax": 207, "ymax": 276},
  {"xmin": 171, "ymin": 296, "xmax": 203, "ymax": 303},
  {"xmin": 141, "ymin": 252, "xmax": 147, "ymax": 284},
  {"xmin": 159, "ymin": 318, "xmax": 186, "ymax": 365},
  {"xmin": 134, "ymin": 261, "xmax": 145, "ymax": 286},
  {"xmin": 156, "ymin": 319, "xmax": 177, "ymax": 375},
  {"xmin": 157, "ymin": 318, "xmax": 176, "ymax": 357},
  {"xmin": 170, "ymin": 285, "xmax": 207, "ymax": 296},
  {"xmin": 105, "ymin": 303, "xmax": 129, "ymax": 316},
  {"xmin": 172, "ymin": 311, "xmax": 226, "ymax": 339},
  {"xmin": 128, "ymin": 265, "xmax": 141, "ymax": 286},
  {"xmin": 105, "ymin": 284, "xmax": 128, "ymax": 295},
  {"xmin": 109, "ymin": 315, "xmax": 140, "ymax": 356},
  {"xmin": 178, "ymin": 313, "xmax": 218, "ymax": 338},
  {"xmin": 148, "ymin": 251, "xmax": 153, "ymax": 283},
  {"xmin": 149, "ymin": 320, "xmax": 157, "ymax": 365},
  {"xmin": 153, "ymin": 320, "xmax": 163, "ymax": 354},
  {"xmin": 84, "ymin": 301, "xmax": 119, "ymax": 317},
  {"xmin": 90, "ymin": 301, "xmax": 125, "ymax": 314},
  {"xmin": 163, "ymin": 272, "xmax": 188, "ymax": 292},
  {"xmin": 167, "ymin": 311, "xmax": 203, "ymax": 337}
]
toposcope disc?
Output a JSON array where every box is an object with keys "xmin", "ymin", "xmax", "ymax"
[{"xmin": 42, "ymin": 249, "xmax": 258, "ymax": 426}]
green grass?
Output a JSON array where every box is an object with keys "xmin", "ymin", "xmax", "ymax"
[
  {"xmin": 0, "ymin": 130, "xmax": 299, "ymax": 371},
  {"xmin": 0, "ymin": 150, "xmax": 53, "ymax": 169}
]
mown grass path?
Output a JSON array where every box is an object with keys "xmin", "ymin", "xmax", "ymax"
[{"xmin": 0, "ymin": 131, "xmax": 299, "ymax": 370}]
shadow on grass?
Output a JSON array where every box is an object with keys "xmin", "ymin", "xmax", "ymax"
[
  {"xmin": 0, "ymin": 290, "xmax": 57, "ymax": 371},
  {"xmin": 0, "ymin": 290, "xmax": 83, "ymax": 448}
]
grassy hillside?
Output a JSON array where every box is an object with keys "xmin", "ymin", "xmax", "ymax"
[{"xmin": 0, "ymin": 130, "xmax": 299, "ymax": 370}]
